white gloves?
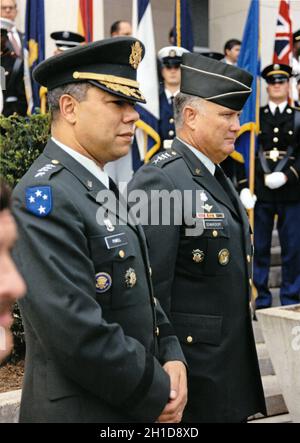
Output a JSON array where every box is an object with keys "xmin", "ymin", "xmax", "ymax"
[
  {"xmin": 264, "ymin": 172, "xmax": 287, "ymax": 190},
  {"xmin": 239, "ymin": 188, "xmax": 257, "ymax": 210}
]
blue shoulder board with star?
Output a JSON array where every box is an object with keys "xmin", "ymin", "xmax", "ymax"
[{"xmin": 25, "ymin": 186, "xmax": 52, "ymax": 217}]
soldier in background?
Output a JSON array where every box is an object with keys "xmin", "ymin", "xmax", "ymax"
[
  {"xmin": 110, "ymin": 20, "xmax": 132, "ymax": 37},
  {"xmin": 50, "ymin": 31, "xmax": 85, "ymax": 55},
  {"xmin": 221, "ymin": 38, "xmax": 241, "ymax": 66},
  {"xmin": 254, "ymin": 63, "xmax": 300, "ymax": 309},
  {"xmin": 157, "ymin": 46, "xmax": 189, "ymax": 149},
  {"xmin": 0, "ymin": 20, "xmax": 27, "ymax": 116}
]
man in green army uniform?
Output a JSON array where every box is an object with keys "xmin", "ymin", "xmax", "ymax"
[
  {"xmin": 129, "ymin": 53, "xmax": 266, "ymax": 422},
  {"xmin": 12, "ymin": 37, "xmax": 187, "ymax": 423}
]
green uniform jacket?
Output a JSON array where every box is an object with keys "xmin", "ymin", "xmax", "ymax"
[
  {"xmin": 12, "ymin": 139, "xmax": 186, "ymax": 423},
  {"xmin": 129, "ymin": 138, "xmax": 266, "ymax": 423}
]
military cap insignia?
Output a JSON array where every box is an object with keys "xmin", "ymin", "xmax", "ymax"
[
  {"xmin": 218, "ymin": 249, "xmax": 230, "ymax": 266},
  {"xmin": 63, "ymin": 31, "xmax": 70, "ymax": 39},
  {"xmin": 25, "ymin": 186, "xmax": 52, "ymax": 217},
  {"xmin": 95, "ymin": 272, "xmax": 112, "ymax": 293},
  {"xmin": 192, "ymin": 249, "xmax": 205, "ymax": 263},
  {"xmin": 169, "ymin": 49, "xmax": 177, "ymax": 57},
  {"xmin": 125, "ymin": 268, "xmax": 137, "ymax": 288},
  {"xmin": 129, "ymin": 41, "xmax": 143, "ymax": 69},
  {"xmin": 273, "ymin": 64, "xmax": 280, "ymax": 70}
]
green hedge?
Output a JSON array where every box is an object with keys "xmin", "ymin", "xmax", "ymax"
[{"xmin": 0, "ymin": 113, "xmax": 50, "ymax": 363}]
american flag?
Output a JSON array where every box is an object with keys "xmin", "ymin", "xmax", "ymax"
[{"xmin": 273, "ymin": 0, "xmax": 293, "ymax": 65}]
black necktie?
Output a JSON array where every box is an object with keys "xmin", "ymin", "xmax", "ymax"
[
  {"xmin": 214, "ymin": 166, "xmax": 239, "ymax": 214},
  {"xmin": 109, "ymin": 177, "xmax": 119, "ymax": 200},
  {"xmin": 274, "ymin": 106, "xmax": 280, "ymax": 118}
]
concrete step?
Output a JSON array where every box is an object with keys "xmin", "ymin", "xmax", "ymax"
[
  {"xmin": 256, "ymin": 343, "xmax": 275, "ymax": 376},
  {"xmin": 271, "ymin": 246, "xmax": 281, "ymax": 266},
  {"xmin": 249, "ymin": 413, "xmax": 291, "ymax": 423},
  {"xmin": 0, "ymin": 389, "xmax": 21, "ymax": 423},
  {"xmin": 262, "ymin": 375, "xmax": 288, "ymax": 417},
  {"xmin": 269, "ymin": 266, "xmax": 281, "ymax": 288}
]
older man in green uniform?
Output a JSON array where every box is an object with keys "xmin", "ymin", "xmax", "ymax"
[
  {"xmin": 129, "ymin": 53, "xmax": 266, "ymax": 422},
  {"xmin": 12, "ymin": 37, "xmax": 187, "ymax": 423}
]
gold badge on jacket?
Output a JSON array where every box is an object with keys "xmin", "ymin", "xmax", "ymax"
[
  {"xmin": 125, "ymin": 268, "xmax": 137, "ymax": 288},
  {"xmin": 95, "ymin": 272, "xmax": 112, "ymax": 293},
  {"xmin": 218, "ymin": 249, "xmax": 230, "ymax": 266},
  {"xmin": 192, "ymin": 249, "xmax": 205, "ymax": 263}
]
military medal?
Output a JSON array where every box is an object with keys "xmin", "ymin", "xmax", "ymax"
[
  {"xmin": 192, "ymin": 249, "xmax": 205, "ymax": 263},
  {"xmin": 95, "ymin": 272, "xmax": 112, "ymax": 293},
  {"xmin": 125, "ymin": 268, "xmax": 137, "ymax": 288}
]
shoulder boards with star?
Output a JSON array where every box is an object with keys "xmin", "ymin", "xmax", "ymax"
[
  {"xmin": 151, "ymin": 150, "xmax": 180, "ymax": 168},
  {"xmin": 33, "ymin": 160, "xmax": 63, "ymax": 180}
]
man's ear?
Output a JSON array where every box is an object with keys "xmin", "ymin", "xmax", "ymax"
[
  {"xmin": 183, "ymin": 106, "xmax": 198, "ymax": 131},
  {"xmin": 59, "ymin": 94, "xmax": 78, "ymax": 125}
]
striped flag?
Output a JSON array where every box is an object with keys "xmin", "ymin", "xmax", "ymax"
[
  {"xmin": 132, "ymin": 0, "xmax": 160, "ymax": 170},
  {"xmin": 24, "ymin": 0, "xmax": 45, "ymax": 114},
  {"xmin": 273, "ymin": 0, "xmax": 293, "ymax": 65},
  {"xmin": 78, "ymin": 0, "xmax": 93, "ymax": 43},
  {"xmin": 174, "ymin": 0, "xmax": 194, "ymax": 51}
]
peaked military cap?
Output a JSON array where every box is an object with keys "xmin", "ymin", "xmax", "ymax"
[
  {"xmin": 158, "ymin": 46, "xmax": 189, "ymax": 67},
  {"xmin": 293, "ymin": 29, "xmax": 300, "ymax": 43},
  {"xmin": 200, "ymin": 51, "xmax": 224, "ymax": 61},
  {"xmin": 33, "ymin": 37, "xmax": 146, "ymax": 103},
  {"xmin": 50, "ymin": 31, "xmax": 85, "ymax": 51},
  {"xmin": 180, "ymin": 53, "xmax": 253, "ymax": 111},
  {"xmin": 261, "ymin": 63, "xmax": 292, "ymax": 84}
]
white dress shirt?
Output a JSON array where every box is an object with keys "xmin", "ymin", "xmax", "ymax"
[
  {"xmin": 268, "ymin": 100, "xmax": 288, "ymax": 115},
  {"xmin": 52, "ymin": 137, "xmax": 109, "ymax": 188}
]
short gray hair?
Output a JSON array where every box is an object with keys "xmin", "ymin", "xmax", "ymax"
[
  {"xmin": 47, "ymin": 82, "xmax": 92, "ymax": 121},
  {"xmin": 174, "ymin": 93, "xmax": 206, "ymax": 129}
]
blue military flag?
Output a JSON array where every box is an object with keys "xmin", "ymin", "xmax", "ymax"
[
  {"xmin": 235, "ymin": 0, "xmax": 260, "ymax": 180},
  {"xmin": 24, "ymin": 0, "xmax": 45, "ymax": 114},
  {"xmin": 173, "ymin": 0, "xmax": 194, "ymax": 51},
  {"xmin": 132, "ymin": 0, "xmax": 160, "ymax": 170}
]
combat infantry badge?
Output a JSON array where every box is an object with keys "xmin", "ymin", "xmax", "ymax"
[{"xmin": 129, "ymin": 41, "xmax": 143, "ymax": 69}]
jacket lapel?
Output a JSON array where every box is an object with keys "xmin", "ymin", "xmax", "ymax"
[
  {"xmin": 43, "ymin": 139, "xmax": 138, "ymax": 233},
  {"xmin": 171, "ymin": 139, "xmax": 240, "ymax": 219}
]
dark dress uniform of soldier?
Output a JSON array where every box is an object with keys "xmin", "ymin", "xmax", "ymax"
[
  {"xmin": 129, "ymin": 54, "xmax": 266, "ymax": 423},
  {"xmin": 157, "ymin": 46, "xmax": 189, "ymax": 150},
  {"xmin": 254, "ymin": 64, "xmax": 300, "ymax": 308},
  {"xmin": 12, "ymin": 38, "xmax": 186, "ymax": 423},
  {"xmin": 0, "ymin": 28, "xmax": 27, "ymax": 116}
]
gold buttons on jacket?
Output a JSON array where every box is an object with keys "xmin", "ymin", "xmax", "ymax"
[
  {"xmin": 149, "ymin": 266, "xmax": 152, "ymax": 277},
  {"xmin": 119, "ymin": 250, "xmax": 125, "ymax": 258},
  {"xmin": 169, "ymin": 118, "xmax": 174, "ymax": 124},
  {"xmin": 187, "ymin": 336, "xmax": 193, "ymax": 344},
  {"xmin": 192, "ymin": 249, "xmax": 205, "ymax": 263},
  {"xmin": 247, "ymin": 255, "xmax": 251, "ymax": 263},
  {"xmin": 51, "ymin": 159, "xmax": 60, "ymax": 165},
  {"xmin": 273, "ymin": 137, "xmax": 279, "ymax": 143},
  {"xmin": 286, "ymin": 108, "xmax": 292, "ymax": 114},
  {"xmin": 218, "ymin": 249, "xmax": 230, "ymax": 266},
  {"xmin": 249, "ymin": 278, "xmax": 252, "ymax": 286},
  {"xmin": 289, "ymin": 130, "xmax": 293, "ymax": 135},
  {"xmin": 155, "ymin": 327, "xmax": 160, "ymax": 337},
  {"xmin": 212, "ymin": 230, "xmax": 218, "ymax": 238},
  {"xmin": 273, "ymin": 127, "xmax": 279, "ymax": 133}
]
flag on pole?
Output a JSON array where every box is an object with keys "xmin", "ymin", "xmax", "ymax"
[
  {"xmin": 24, "ymin": 0, "xmax": 45, "ymax": 114},
  {"xmin": 273, "ymin": 0, "xmax": 293, "ymax": 65},
  {"xmin": 173, "ymin": 0, "xmax": 194, "ymax": 51},
  {"xmin": 78, "ymin": 0, "xmax": 93, "ymax": 43},
  {"xmin": 235, "ymin": 0, "xmax": 260, "ymax": 179},
  {"xmin": 132, "ymin": 0, "xmax": 160, "ymax": 170}
]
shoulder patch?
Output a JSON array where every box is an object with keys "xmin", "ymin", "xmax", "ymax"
[
  {"xmin": 34, "ymin": 161, "xmax": 63, "ymax": 179},
  {"xmin": 151, "ymin": 150, "xmax": 179, "ymax": 168},
  {"xmin": 25, "ymin": 186, "xmax": 52, "ymax": 217}
]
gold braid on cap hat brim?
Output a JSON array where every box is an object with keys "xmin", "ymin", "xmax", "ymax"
[
  {"xmin": 73, "ymin": 71, "xmax": 144, "ymax": 100},
  {"xmin": 266, "ymin": 70, "xmax": 290, "ymax": 77}
]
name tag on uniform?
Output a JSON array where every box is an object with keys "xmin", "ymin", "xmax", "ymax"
[
  {"xmin": 105, "ymin": 233, "xmax": 128, "ymax": 249},
  {"xmin": 204, "ymin": 220, "xmax": 224, "ymax": 230}
]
